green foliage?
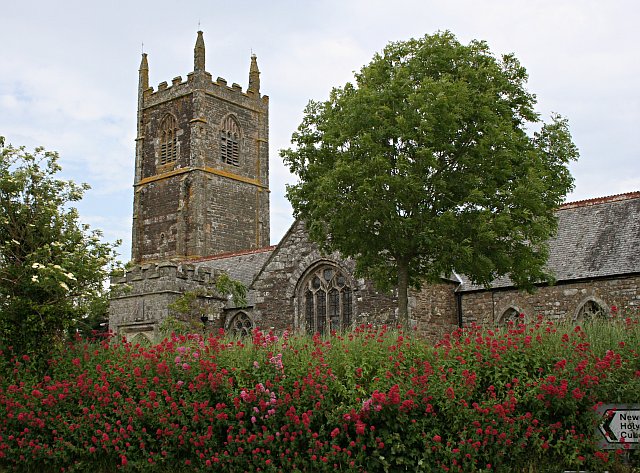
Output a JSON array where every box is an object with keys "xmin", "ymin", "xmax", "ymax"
[
  {"xmin": 0, "ymin": 315, "xmax": 638, "ymax": 472},
  {"xmin": 282, "ymin": 31, "xmax": 579, "ymax": 324},
  {"xmin": 168, "ymin": 289, "xmax": 202, "ymax": 316},
  {"xmin": 158, "ymin": 314, "xmax": 190, "ymax": 337},
  {"xmin": 164, "ymin": 274, "xmax": 246, "ymax": 336},
  {"xmin": 168, "ymin": 275, "xmax": 247, "ymax": 319},
  {"xmin": 214, "ymin": 272, "xmax": 247, "ymax": 307},
  {"xmin": 0, "ymin": 137, "xmax": 119, "ymax": 366}
]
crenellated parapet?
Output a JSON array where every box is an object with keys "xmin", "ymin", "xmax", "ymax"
[
  {"xmin": 113, "ymin": 260, "xmax": 221, "ymax": 286},
  {"xmin": 109, "ymin": 261, "xmax": 228, "ymax": 342},
  {"xmin": 143, "ymin": 72, "xmax": 269, "ymax": 111}
]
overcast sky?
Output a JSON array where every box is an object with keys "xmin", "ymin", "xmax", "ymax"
[{"xmin": 1, "ymin": 0, "xmax": 638, "ymax": 263}]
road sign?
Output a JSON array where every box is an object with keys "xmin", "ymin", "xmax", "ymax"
[{"xmin": 596, "ymin": 404, "xmax": 640, "ymax": 449}]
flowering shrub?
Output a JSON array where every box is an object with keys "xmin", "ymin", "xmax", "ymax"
[{"xmin": 0, "ymin": 315, "xmax": 639, "ymax": 472}]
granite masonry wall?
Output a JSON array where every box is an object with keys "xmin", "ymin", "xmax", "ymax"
[
  {"xmin": 410, "ymin": 281, "xmax": 460, "ymax": 340},
  {"xmin": 132, "ymin": 49, "xmax": 270, "ymax": 263},
  {"xmin": 109, "ymin": 262, "xmax": 227, "ymax": 341},
  {"xmin": 460, "ymin": 274, "xmax": 640, "ymax": 326},
  {"xmin": 252, "ymin": 221, "xmax": 399, "ymax": 331}
]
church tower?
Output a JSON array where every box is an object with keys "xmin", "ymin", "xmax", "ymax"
[{"xmin": 131, "ymin": 31, "xmax": 270, "ymax": 263}]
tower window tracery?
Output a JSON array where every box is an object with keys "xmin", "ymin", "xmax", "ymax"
[
  {"xmin": 220, "ymin": 115, "xmax": 240, "ymax": 166},
  {"xmin": 159, "ymin": 114, "xmax": 178, "ymax": 165},
  {"xmin": 302, "ymin": 264, "xmax": 353, "ymax": 334}
]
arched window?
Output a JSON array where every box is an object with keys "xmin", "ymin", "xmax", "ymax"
[
  {"xmin": 499, "ymin": 307, "xmax": 524, "ymax": 326},
  {"xmin": 220, "ymin": 115, "xmax": 240, "ymax": 166},
  {"xmin": 302, "ymin": 265, "xmax": 353, "ymax": 334},
  {"xmin": 159, "ymin": 114, "xmax": 178, "ymax": 165},
  {"xmin": 575, "ymin": 299, "xmax": 607, "ymax": 321},
  {"xmin": 131, "ymin": 332, "xmax": 152, "ymax": 346},
  {"xmin": 229, "ymin": 311, "xmax": 253, "ymax": 337}
]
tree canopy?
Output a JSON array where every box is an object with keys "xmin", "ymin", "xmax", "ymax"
[
  {"xmin": 0, "ymin": 137, "xmax": 119, "ymax": 364},
  {"xmin": 282, "ymin": 32, "xmax": 579, "ymax": 325}
]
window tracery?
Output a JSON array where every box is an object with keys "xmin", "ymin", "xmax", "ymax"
[
  {"xmin": 576, "ymin": 300, "xmax": 607, "ymax": 321},
  {"xmin": 229, "ymin": 311, "xmax": 253, "ymax": 337},
  {"xmin": 220, "ymin": 115, "xmax": 240, "ymax": 166},
  {"xmin": 499, "ymin": 307, "xmax": 523, "ymax": 325},
  {"xmin": 302, "ymin": 264, "xmax": 353, "ymax": 334},
  {"xmin": 131, "ymin": 332, "xmax": 152, "ymax": 346}
]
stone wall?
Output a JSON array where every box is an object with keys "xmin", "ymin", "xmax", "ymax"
[
  {"xmin": 460, "ymin": 274, "xmax": 640, "ymax": 326},
  {"xmin": 252, "ymin": 221, "xmax": 398, "ymax": 331},
  {"xmin": 410, "ymin": 281, "xmax": 459, "ymax": 340},
  {"xmin": 109, "ymin": 261, "xmax": 227, "ymax": 341}
]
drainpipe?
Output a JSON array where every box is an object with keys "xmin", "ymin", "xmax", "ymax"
[{"xmin": 452, "ymin": 272, "xmax": 464, "ymax": 328}]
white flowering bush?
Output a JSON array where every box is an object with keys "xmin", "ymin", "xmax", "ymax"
[{"xmin": 0, "ymin": 137, "xmax": 119, "ymax": 367}]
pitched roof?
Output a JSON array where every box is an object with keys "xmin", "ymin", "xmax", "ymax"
[
  {"xmin": 193, "ymin": 246, "xmax": 276, "ymax": 287},
  {"xmin": 459, "ymin": 191, "xmax": 640, "ymax": 292}
]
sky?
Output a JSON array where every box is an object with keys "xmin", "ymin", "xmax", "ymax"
[{"xmin": 1, "ymin": 0, "xmax": 638, "ymax": 263}]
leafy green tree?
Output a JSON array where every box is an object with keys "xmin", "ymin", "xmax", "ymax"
[
  {"xmin": 0, "ymin": 137, "xmax": 119, "ymax": 364},
  {"xmin": 282, "ymin": 32, "xmax": 578, "ymax": 325}
]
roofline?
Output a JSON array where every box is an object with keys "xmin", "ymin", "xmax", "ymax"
[
  {"xmin": 457, "ymin": 271, "xmax": 640, "ymax": 294},
  {"xmin": 249, "ymin": 219, "xmax": 306, "ymax": 287},
  {"xmin": 559, "ymin": 191, "xmax": 640, "ymax": 210},
  {"xmin": 189, "ymin": 245, "xmax": 277, "ymax": 263}
]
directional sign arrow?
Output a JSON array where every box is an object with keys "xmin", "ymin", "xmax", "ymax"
[
  {"xmin": 599, "ymin": 409, "xmax": 618, "ymax": 442},
  {"xmin": 597, "ymin": 406, "xmax": 640, "ymax": 449}
]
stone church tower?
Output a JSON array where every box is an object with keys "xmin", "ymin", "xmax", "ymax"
[{"xmin": 131, "ymin": 31, "xmax": 270, "ymax": 263}]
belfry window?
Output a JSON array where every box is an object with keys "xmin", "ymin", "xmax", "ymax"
[
  {"xmin": 302, "ymin": 265, "xmax": 353, "ymax": 334},
  {"xmin": 159, "ymin": 114, "xmax": 178, "ymax": 165},
  {"xmin": 220, "ymin": 115, "xmax": 240, "ymax": 166}
]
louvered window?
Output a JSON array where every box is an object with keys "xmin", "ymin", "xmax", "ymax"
[
  {"xmin": 220, "ymin": 115, "xmax": 240, "ymax": 166},
  {"xmin": 159, "ymin": 114, "xmax": 178, "ymax": 165}
]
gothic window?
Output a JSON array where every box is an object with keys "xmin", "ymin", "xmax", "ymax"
[
  {"xmin": 159, "ymin": 114, "xmax": 178, "ymax": 166},
  {"xmin": 229, "ymin": 311, "xmax": 253, "ymax": 337},
  {"xmin": 301, "ymin": 264, "xmax": 353, "ymax": 334},
  {"xmin": 220, "ymin": 115, "xmax": 240, "ymax": 166},
  {"xmin": 131, "ymin": 332, "xmax": 152, "ymax": 346},
  {"xmin": 499, "ymin": 307, "xmax": 523, "ymax": 326},
  {"xmin": 576, "ymin": 300, "xmax": 607, "ymax": 321}
]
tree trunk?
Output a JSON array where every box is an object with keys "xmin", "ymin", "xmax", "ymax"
[{"xmin": 397, "ymin": 257, "xmax": 410, "ymax": 327}]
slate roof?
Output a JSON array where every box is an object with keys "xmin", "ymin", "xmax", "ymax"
[
  {"xmin": 193, "ymin": 246, "xmax": 276, "ymax": 287},
  {"xmin": 459, "ymin": 192, "xmax": 640, "ymax": 292}
]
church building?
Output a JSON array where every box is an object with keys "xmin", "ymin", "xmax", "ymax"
[{"xmin": 109, "ymin": 32, "xmax": 640, "ymax": 343}]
